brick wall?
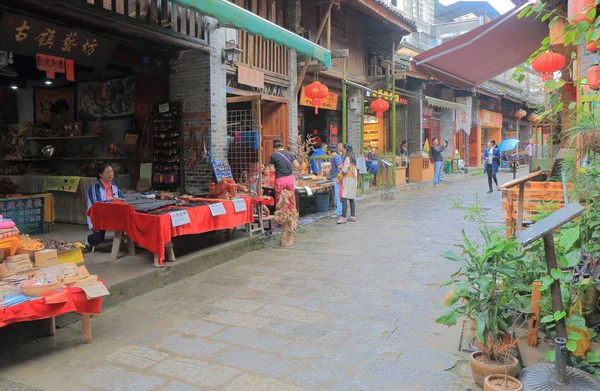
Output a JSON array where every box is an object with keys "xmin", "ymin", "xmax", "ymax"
[{"xmin": 170, "ymin": 19, "xmax": 227, "ymax": 195}]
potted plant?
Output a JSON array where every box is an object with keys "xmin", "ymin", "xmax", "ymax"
[
  {"xmin": 484, "ymin": 374, "xmax": 523, "ymax": 391},
  {"xmin": 437, "ymin": 226, "xmax": 523, "ymax": 386},
  {"xmin": 362, "ymin": 173, "xmax": 374, "ymax": 190},
  {"xmin": 565, "ymin": 104, "xmax": 600, "ymax": 154}
]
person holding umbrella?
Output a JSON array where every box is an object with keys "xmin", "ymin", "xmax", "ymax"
[
  {"xmin": 498, "ymin": 138, "xmax": 520, "ymax": 179},
  {"xmin": 484, "ymin": 139, "xmax": 501, "ymax": 193}
]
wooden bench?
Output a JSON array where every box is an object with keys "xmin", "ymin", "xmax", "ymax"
[{"xmin": 502, "ymin": 181, "xmax": 571, "ymax": 237}]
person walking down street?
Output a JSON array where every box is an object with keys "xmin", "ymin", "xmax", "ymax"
[
  {"xmin": 269, "ymin": 139, "xmax": 300, "ymax": 211},
  {"xmin": 337, "ymin": 143, "xmax": 358, "ymax": 224},
  {"xmin": 328, "ymin": 144, "xmax": 343, "ymax": 216},
  {"xmin": 484, "ymin": 139, "xmax": 501, "ymax": 193},
  {"xmin": 430, "ymin": 137, "xmax": 448, "ymax": 188},
  {"xmin": 525, "ymin": 139, "xmax": 534, "ymax": 173},
  {"xmin": 85, "ymin": 164, "xmax": 125, "ymax": 252}
]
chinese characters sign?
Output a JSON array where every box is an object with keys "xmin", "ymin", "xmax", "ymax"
[
  {"xmin": 455, "ymin": 97, "xmax": 472, "ymax": 135},
  {"xmin": 238, "ymin": 65, "xmax": 265, "ymax": 89},
  {"xmin": 300, "ymin": 87, "xmax": 339, "ymax": 111},
  {"xmin": 0, "ymin": 12, "xmax": 115, "ymax": 66},
  {"xmin": 479, "ymin": 110, "xmax": 503, "ymax": 128},
  {"xmin": 36, "ymin": 54, "xmax": 75, "ymax": 81},
  {"xmin": 0, "ymin": 197, "xmax": 44, "ymax": 235}
]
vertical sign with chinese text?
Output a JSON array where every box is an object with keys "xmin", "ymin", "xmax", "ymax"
[
  {"xmin": 0, "ymin": 197, "xmax": 44, "ymax": 234},
  {"xmin": 455, "ymin": 97, "xmax": 472, "ymax": 135}
]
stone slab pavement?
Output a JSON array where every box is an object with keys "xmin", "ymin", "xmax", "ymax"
[{"xmin": 0, "ymin": 170, "xmax": 515, "ymax": 391}]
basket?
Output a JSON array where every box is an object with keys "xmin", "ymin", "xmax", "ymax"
[
  {"xmin": 582, "ymin": 131, "xmax": 600, "ymax": 153},
  {"xmin": 20, "ymin": 280, "xmax": 64, "ymax": 297}
]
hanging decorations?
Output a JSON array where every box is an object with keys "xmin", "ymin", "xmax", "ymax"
[
  {"xmin": 304, "ymin": 81, "xmax": 329, "ymax": 114},
  {"xmin": 588, "ymin": 65, "xmax": 600, "ymax": 90},
  {"xmin": 370, "ymin": 98, "xmax": 390, "ymax": 118},
  {"xmin": 587, "ymin": 29, "xmax": 599, "ymax": 52},
  {"xmin": 532, "ymin": 51, "xmax": 566, "ymax": 81},
  {"xmin": 514, "ymin": 109, "xmax": 527, "ymax": 119},
  {"xmin": 527, "ymin": 112, "xmax": 539, "ymax": 122},
  {"xmin": 568, "ymin": 0, "xmax": 596, "ymax": 23}
]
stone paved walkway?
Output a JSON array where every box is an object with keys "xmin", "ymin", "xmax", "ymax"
[{"xmin": 0, "ymin": 171, "xmax": 513, "ymax": 391}]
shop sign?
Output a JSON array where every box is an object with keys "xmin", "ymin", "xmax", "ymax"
[
  {"xmin": 238, "ymin": 65, "xmax": 265, "ymax": 89},
  {"xmin": 372, "ymin": 90, "xmax": 408, "ymax": 105},
  {"xmin": 455, "ymin": 97, "xmax": 472, "ymax": 135},
  {"xmin": 0, "ymin": 196, "xmax": 44, "ymax": 235},
  {"xmin": 169, "ymin": 209, "xmax": 191, "ymax": 228},
  {"xmin": 209, "ymin": 202, "xmax": 227, "ymax": 216},
  {"xmin": 36, "ymin": 54, "xmax": 75, "ymax": 81},
  {"xmin": 232, "ymin": 198, "xmax": 247, "ymax": 213},
  {"xmin": 0, "ymin": 12, "xmax": 115, "ymax": 67},
  {"xmin": 423, "ymin": 104, "xmax": 435, "ymax": 117},
  {"xmin": 479, "ymin": 110, "xmax": 503, "ymax": 127},
  {"xmin": 300, "ymin": 87, "xmax": 339, "ymax": 111},
  {"xmin": 43, "ymin": 176, "xmax": 81, "ymax": 193}
]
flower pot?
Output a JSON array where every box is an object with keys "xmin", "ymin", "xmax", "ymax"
[
  {"xmin": 470, "ymin": 352, "xmax": 520, "ymax": 387},
  {"xmin": 484, "ymin": 375, "xmax": 523, "ymax": 391},
  {"xmin": 583, "ymin": 130, "xmax": 600, "ymax": 153}
]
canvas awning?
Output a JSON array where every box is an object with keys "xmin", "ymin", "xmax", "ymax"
[
  {"xmin": 410, "ymin": 3, "xmax": 547, "ymax": 89},
  {"xmin": 172, "ymin": 0, "xmax": 332, "ymax": 67}
]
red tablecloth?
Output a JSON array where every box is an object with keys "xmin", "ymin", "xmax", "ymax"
[
  {"xmin": 0, "ymin": 287, "xmax": 103, "ymax": 328},
  {"xmin": 88, "ymin": 198, "xmax": 254, "ymax": 265}
]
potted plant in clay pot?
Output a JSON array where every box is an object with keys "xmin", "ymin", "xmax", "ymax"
[
  {"xmin": 437, "ymin": 227, "xmax": 523, "ymax": 386},
  {"xmin": 484, "ymin": 374, "xmax": 523, "ymax": 391}
]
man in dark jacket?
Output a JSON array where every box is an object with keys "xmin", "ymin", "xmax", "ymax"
[{"xmin": 430, "ymin": 137, "xmax": 448, "ymax": 188}]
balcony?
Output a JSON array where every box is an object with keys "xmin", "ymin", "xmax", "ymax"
[{"xmin": 85, "ymin": 0, "xmax": 206, "ymax": 41}]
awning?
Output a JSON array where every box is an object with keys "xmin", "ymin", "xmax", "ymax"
[
  {"xmin": 396, "ymin": 88, "xmax": 467, "ymax": 111},
  {"xmin": 411, "ymin": 3, "xmax": 547, "ymax": 89},
  {"xmin": 172, "ymin": 0, "xmax": 332, "ymax": 67}
]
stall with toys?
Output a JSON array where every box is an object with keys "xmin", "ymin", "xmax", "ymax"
[{"xmin": 0, "ymin": 214, "xmax": 107, "ymax": 343}]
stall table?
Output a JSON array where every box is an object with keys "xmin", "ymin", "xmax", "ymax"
[
  {"xmin": 0, "ymin": 286, "xmax": 104, "ymax": 343},
  {"xmin": 263, "ymin": 180, "xmax": 334, "ymax": 215},
  {"xmin": 88, "ymin": 198, "xmax": 255, "ymax": 267}
]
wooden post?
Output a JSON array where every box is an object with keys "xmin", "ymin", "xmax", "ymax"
[
  {"xmin": 528, "ymin": 281, "xmax": 542, "ymax": 347},
  {"xmin": 293, "ymin": 0, "xmax": 335, "ymax": 97},
  {"xmin": 127, "ymin": 236, "xmax": 136, "ymax": 256},
  {"xmin": 516, "ymin": 182, "xmax": 525, "ymax": 236},
  {"xmin": 44, "ymin": 317, "xmax": 56, "ymax": 336},
  {"xmin": 165, "ymin": 242, "xmax": 176, "ymax": 262},
  {"xmin": 542, "ymin": 233, "xmax": 567, "ymax": 339},
  {"xmin": 81, "ymin": 314, "xmax": 93, "ymax": 343}
]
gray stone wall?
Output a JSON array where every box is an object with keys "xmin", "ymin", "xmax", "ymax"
[
  {"xmin": 440, "ymin": 88, "xmax": 455, "ymax": 154},
  {"xmin": 170, "ymin": 20, "xmax": 227, "ymax": 195},
  {"xmin": 287, "ymin": 50, "xmax": 299, "ymax": 146},
  {"xmin": 347, "ymin": 87, "xmax": 362, "ymax": 149},
  {"xmin": 407, "ymin": 89, "xmax": 423, "ymax": 154}
]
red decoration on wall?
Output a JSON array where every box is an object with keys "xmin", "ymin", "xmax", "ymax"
[
  {"xmin": 35, "ymin": 53, "xmax": 75, "ymax": 81},
  {"xmin": 370, "ymin": 98, "xmax": 390, "ymax": 118},
  {"xmin": 532, "ymin": 51, "xmax": 566, "ymax": 81},
  {"xmin": 514, "ymin": 109, "xmax": 527, "ymax": 119},
  {"xmin": 588, "ymin": 65, "xmax": 600, "ymax": 90},
  {"xmin": 305, "ymin": 81, "xmax": 329, "ymax": 114},
  {"xmin": 568, "ymin": 0, "xmax": 596, "ymax": 23}
]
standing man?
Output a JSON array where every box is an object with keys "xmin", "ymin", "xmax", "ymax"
[
  {"xmin": 269, "ymin": 139, "xmax": 300, "ymax": 211},
  {"xmin": 328, "ymin": 144, "xmax": 343, "ymax": 216},
  {"xmin": 310, "ymin": 143, "xmax": 327, "ymax": 175},
  {"xmin": 430, "ymin": 137, "xmax": 448, "ymax": 188},
  {"xmin": 525, "ymin": 139, "xmax": 534, "ymax": 173}
]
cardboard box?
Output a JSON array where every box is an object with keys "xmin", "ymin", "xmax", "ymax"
[
  {"xmin": 34, "ymin": 249, "xmax": 59, "ymax": 267},
  {"xmin": 0, "ymin": 261, "xmax": 9, "ymax": 278},
  {"xmin": 6, "ymin": 259, "xmax": 33, "ymax": 273},
  {"xmin": 6, "ymin": 254, "xmax": 30, "ymax": 264}
]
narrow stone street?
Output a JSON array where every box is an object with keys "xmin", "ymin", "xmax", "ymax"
[{"xmin": 0, "ymin": 171, "xmax": 513, "ymax": 391}]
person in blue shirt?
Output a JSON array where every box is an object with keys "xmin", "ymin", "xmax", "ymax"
[
  {"xmin": 84, "ymin": 164, "xmax": 125, "ymax": 252},
  {"xmin": 328, "ymin": 144, "xmax": 343, "ymax": 215},
  {"xmin": 310, "ymin": 143, "xmax": 327, "ymax": 175},
  {"xmin": 483, "ymin": 139, "xmax": 501, "ymax": 193}
]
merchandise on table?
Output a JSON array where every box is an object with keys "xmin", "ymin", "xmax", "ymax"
[{"xmin": 40, "ymin": 238, "xmax": 85, "ymax": 253}]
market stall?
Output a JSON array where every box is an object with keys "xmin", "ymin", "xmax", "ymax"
[{"xmin": 88, "ymin": 196, "xmax": 258, "ymax": 267}]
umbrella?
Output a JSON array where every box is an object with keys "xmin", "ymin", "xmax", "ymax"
[{"xmin": 498, "ymin": 138, "xmax": 520, "ymax": 152}]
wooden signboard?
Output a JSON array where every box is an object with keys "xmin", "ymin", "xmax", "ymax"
[
  {"xmin": 300, "ymin": 87, "xmax": 339, "ymax": 111},
  {"xmin": 238, "ymin": 65, "xmax": 265, "ymax": 89}
]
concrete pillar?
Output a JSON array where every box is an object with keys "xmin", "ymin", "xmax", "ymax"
[
  {"xmin": 287, "ymin": 49, "xmax": 299, "ymax": 146},
  {"xmin": 170, "ymin": 19, "xmax": 227, "ymax": 195},
  {"xmin": 407, "ymin": 87, "xmax": 423, "ymax": 154},
  {"xmin": 440, "ymin": 88, "xmax": 455, "ymax": 155},
  {"xmin": 347, "ymin": 86, "xmax": 362, "ymax": 148},
  {"xmin": 284, "ymin": 0, "xmax": 301, "ymax": 33}
]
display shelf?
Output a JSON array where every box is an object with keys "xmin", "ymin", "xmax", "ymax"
[
  {"xmin": 26, "ymin": 136, "xmax": 101, "ymax": 140},
  {"xmin": 2, "ymin": 157, "xmax": 127, "ymax": 162}
]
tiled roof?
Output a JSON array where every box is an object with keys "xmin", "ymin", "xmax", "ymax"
[
  {"xmin": 370, "ymin": 0, "xmax": 418, "ymax": 31},
  {"xmin": 479, "ymin": 80, "xmax": 543, "ymax": 105}
]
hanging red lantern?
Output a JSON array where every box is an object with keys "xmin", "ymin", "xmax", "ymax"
[
  {"xmin": 532, "ymin": 51, "xmax": 566, "ymax": 81},
  {"xmin": 370, "ymin": 98, "xmax": 390, "ymax": 118},
  {"xmin": 527, "ymin": 113, "xmax": 538, "ymax": 122},
  {"xmin": 587, "ymin": 29, "xmax": 599, "ymax": 52},
  {"xmin": 305, "ymin": 81, "xmax": 329, "ymax": 114},
  {"xmin": 568, "ymin": 0, "xmax": 596, "ymax": 23},
  {"xmin": 588, "ymin": 65, "xmax": 600, "ymax": 90},
  {"xmin": 514, "ymin": 109, "xmax": 527, "ymax": 119}
]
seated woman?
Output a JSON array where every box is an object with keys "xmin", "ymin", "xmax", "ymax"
[{"xmin": 84, "ymin": 164, "xmax": 124, "ymax": 252}]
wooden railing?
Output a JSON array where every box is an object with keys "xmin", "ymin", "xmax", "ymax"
[
  {"xmin": 238, "ymin": 30, "xmax": 289, "ymax": 78},
  {"xmin": 86, "ymin": 0, "xmax": 205, "ymax": 41}
]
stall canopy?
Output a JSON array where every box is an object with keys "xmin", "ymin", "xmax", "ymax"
[
  {"xmin": 172, "ymin": 0, "xmax": 332, "ymax": 67},
  {"xmin": 410, "ymin": 3, "xmax": 547, "ymax": 89}
]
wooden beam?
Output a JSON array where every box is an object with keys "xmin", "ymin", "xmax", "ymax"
[{"xmin": 294, "ymin": 0, "xmax": 335, "ymax": 97}]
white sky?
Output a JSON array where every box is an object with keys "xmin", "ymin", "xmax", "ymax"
[{"xmin": 438, "ymin": 0, "xmax": 516, "ymax": 15}]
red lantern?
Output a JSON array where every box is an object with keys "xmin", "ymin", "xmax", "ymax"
[
  {"xmin": 588, "ymin": 65, "xmax": 600, "ymax": 90},
  {"xmin": 514, "ymin": 109, "xmax": 527, "ymax": 119},
  {"xmin": 527, "ymin": 113, "xmax": 538, "ymax": 122},
  {"xmin": 305, "ymin": 81, "xmax": 329, "ymax": 114},
  {"xmin": 532, "ymin": 51, "xmax": 565, "ymax": 81},
  {"xmin": 568, "ymin": 0, "xmax": 595, "ymax": 23},
  {"xmin": 370, "ymin": 98, "xmax": 389, "ymax": 118},
  {"xmin": 587, "ymin": 29, "xmax": 599, "ymax": 52}
]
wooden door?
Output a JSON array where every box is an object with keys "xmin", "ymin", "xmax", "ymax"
[
  {"xmin": 469, "ymin": 126, "xmax": 480, "ymax": 167},
  {"xmin": 456, "ymin": 130, "xmax": 467, "ymax": 160},
  {"xmin": 261, "ymin": 100, "xmax": 288, "ymax": 165}
]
